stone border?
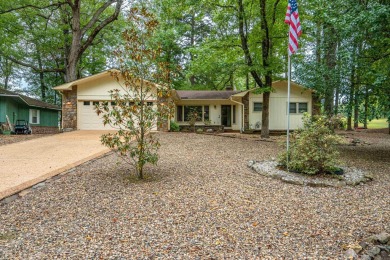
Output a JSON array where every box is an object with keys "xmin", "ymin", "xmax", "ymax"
[{"xmin": 248, "ymin": 160, "xmax": 373, "ymax": 187}]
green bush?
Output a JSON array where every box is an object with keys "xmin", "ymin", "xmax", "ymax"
[
  {"xmin": 170, "ymin": 120, "xmax": 180, "ymax": 132},
  {"xmin": 278, "ymin": 114, "xmax": 342, "ymax": 175}
]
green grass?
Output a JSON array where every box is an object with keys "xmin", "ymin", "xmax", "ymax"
[{"xmin": 359, "ymin": 118, "xmax": 388, "ymax": 129}]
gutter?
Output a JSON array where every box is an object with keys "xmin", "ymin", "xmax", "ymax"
[{"xmin": 229, "ymin": 96, "xmax": 245, "ymax": 133}]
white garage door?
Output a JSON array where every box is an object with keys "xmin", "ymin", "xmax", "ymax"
[{"xmin": 77, "ymin": 101, "xmax": 116, "ymax": 130}]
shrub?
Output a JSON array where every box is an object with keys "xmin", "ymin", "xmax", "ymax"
[
  {"xmin": 170, "ymin": 120, "xmax": 180, "ymax": 132},
  {"xmin": 278, "ymin": 114, "xmax": 342, "ymax": 175}
]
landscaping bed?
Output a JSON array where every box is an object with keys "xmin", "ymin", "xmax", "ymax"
[{"xmin": 0, "ymin": 131, "xmax": 389, "ymax": 258}]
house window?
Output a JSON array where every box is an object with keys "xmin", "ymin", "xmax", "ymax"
[
  {"xmin": 29, "ymin": 109, "xmax": 40, "ymax": 124},
  {"xmin": 177, "ymin": 105, "xmax": 183, "ymax": 121},
  {"xmin": 147, "ymin": 102, "xmax": 153, "ymax": 106},
  {"xmin": 184, "ymin": 106, "xmax": 202, "ymax": 121},
  {"xmin": 253, "ymin": 102, "xmax": 263, "ymax": 112},
  {"xmin": 93, "ymin": 101, "xmax": 99, "ymax": 106},
  {"xmin": 83, "ymin": 101, "xmax": 90, "ymax": 106},
  {"xmin": 111, "ymin": 101, "xmax": 116, "ymax": 106},
  {"xmin": 204, "ymin": 106, "xmax": 210, "ymax": 121},
  {"xmin": 289, "ymin": 102, "xmax": 308, "ymax": 114},
  {"xmin": 176, "ymin": 105, "xmax": 210, "ymax": 122},
  {"xmin": 233, "ymin": 105, "xmax": 236, "ymax": 124}
]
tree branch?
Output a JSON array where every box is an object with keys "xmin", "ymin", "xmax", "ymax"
[
  {"xmin": 81, "ymin": 0, "xmax": 117, "ymax": 35},
  {"xmin": 79, "ymin": 0, "xmax": 123, "ymax": 57},
  {"xmin": 0, "ymin": 51, "xmax": 65, "ymax": 73},
  {"xmin": 0, "ymin": 2, "xmax": 66, "ymax": 14}
]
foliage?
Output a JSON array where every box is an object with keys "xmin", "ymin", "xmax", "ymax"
[
  {"xmin": 169, "ymin": 120, "xmax": 180, "ymax": 132},
  {"xmin": 325, "ymin": 114, "xmax": 347, "ymax": 131},
  {"xmin": 95, "ymin": 7, "xmax": 173, "ymax": 180},
  {"xmin": 278, "ymin": 114, "xmax": 342, "ymax": 175},
  {"xmin": 186, "ymin": 108, "xmax": 200, "ymax": 131}
]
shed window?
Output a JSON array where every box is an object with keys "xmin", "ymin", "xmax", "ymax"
[
  {"xmin": 298, "ymin": 103, "xmax": 308, "ymax": 113},
  {"xmin": 29, "ymin": 109, "xmax": 40, "ymax": 124},
  {"xmin": 289, "ymin": 103, "xmax": 297, "ymax": 114},
  {"xmin": 289, "ymin": 102, "xmax": 308, "ymax": 114},
  {"xmin": 253, "ymin": 102, "xmax": 263, "ymax": 112}
]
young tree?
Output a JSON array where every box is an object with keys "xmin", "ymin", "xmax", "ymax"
[{"xmin": 95, "ymin": 7, "xmax": 173, "ymax": 179}]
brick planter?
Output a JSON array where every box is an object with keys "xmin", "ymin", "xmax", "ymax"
[{"xmin": 179, "ymin": 125, "xmax": 224, "ymax": 133}]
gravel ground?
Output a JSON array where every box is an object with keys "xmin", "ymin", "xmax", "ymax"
[
  {"xmin": 0, "ymin": 131, "xmax": 389, "ymax": 259},
  {"xmin": 0, "ymin": 134, "xmax": 55, "ymax": 146}
]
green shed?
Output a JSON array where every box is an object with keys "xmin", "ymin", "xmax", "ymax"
[{"xmin": 0, "ymin": 88, "xmax": 60, "ymax": 134}]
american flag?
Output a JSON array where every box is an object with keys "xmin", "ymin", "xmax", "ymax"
[{"xmin": 285, "ymin": 0, "xmax": 302, "ymax": 56}]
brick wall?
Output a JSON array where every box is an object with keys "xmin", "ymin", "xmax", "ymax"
[
  {"xmin": 31, "ymin": 126, "xmax": 60, "ymax": 134},
  {"xmin": 62, "ymin": 86, "xmax": 77, "ymax": 131},
  {"xmin": 243, "ymin": 92, "xmax": 250, "ymax": 130}
]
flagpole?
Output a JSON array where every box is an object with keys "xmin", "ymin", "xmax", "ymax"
[{"xmin": 286, "ymin": 53, "xmax": 291, "ymax": 171}]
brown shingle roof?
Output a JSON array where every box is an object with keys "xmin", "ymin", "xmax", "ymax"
[
  {"xmin": 175, "ymin": 90, "xmax": 242, "ymax": 100},
  {"xmin": 0, "ymin": 88, "xmax": 60, "ymax": 110}
]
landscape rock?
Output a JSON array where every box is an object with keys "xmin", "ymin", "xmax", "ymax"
[
  {"xmin": 1, "ymin": 194, "xmax": 19, "ymax": 204},
  {"xmin": 360, "ymin": 255, "xmax": 372, "ymax": 260},
  {"xmin": 19, "ymin": 189, "xmax": 32, "ymax": 197},
  {"xmin": 368, "ymin": 247, "xmax": 381, "ymax": 257},
  {"xmin": 248, "ymin": 160, "xmax": 372, "ymax": 187},
  {"xmin": 345, "ymin": 248, "xmax": 358, "ymax": 259},
  {"xmin": 377, "ymin": 232, "xmax": 390, "ymax": 244},
  {"xmin": 380, "ymin": 251, "xmax": 390, "ymax": 260},
  {"xmin": 32, "ymin": 182, "xmax": 46, "ymax": 189}
]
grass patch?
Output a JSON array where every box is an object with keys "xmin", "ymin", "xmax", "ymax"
[{"xmin": 359, "ymin": 118, "xmax": 388, "ymax": 129}]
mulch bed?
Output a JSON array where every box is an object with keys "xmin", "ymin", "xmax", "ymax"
[{"xmin": 0, "ymin": 131, "xmax": 389, "ymax": 258}]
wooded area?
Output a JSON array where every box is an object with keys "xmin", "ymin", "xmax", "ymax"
[{"xmin": 0, "ymin": 0, "xmax": 389, "ymax": 133}]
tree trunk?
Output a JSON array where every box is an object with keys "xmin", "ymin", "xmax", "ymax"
[
  {"xmin": 259, "ymin": 0, "xmax": 271, "ymax": 138},
  {"xmin": 323, "ymin": 24, "xmax": 337, "ymax": 117},
  {"xmin": 354, "ymin": 90, "xmax": 359, "ymax": 129},
  {"xmin": 363, "ymin": 86, "xmax": 369, "ymax": 129}
]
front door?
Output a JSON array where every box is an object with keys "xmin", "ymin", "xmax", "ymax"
[{"xmin": 221, "ymin": 105, "xmax": 231, "ymax": 127}]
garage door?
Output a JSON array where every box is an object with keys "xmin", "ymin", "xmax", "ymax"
[{"xmin": 77, "ymin": 101, "xmax": 116, "ymax": 130}]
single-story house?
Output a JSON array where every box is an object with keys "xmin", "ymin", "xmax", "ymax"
[
  {"xmin": 172, "ymin": 80, "xmax": 313, "ymax": 132},
  {"xmin": 53, "ymin": 70, "xmax": 164, "ymax": 131},
  {"xmin": 0, "ymin": 88, "xmax": 60, "ymax": 133},
  {"xmin": 53, "ymin": 69, "xmax": 313, "ymax": 132}
]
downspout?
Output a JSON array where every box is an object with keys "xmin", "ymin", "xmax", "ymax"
[{"xmin": 229, "ymin": 96, "xmax": 244, "ymax": 133}]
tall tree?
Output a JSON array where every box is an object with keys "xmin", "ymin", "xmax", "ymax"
[{"xmin": 0, "ymin": 0, "xmax": 123, "ymax": 86}]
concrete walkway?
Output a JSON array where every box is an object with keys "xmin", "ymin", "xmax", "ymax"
[{"xmin": 0, "ymin": 131, "xmax": 112, "ymax": 200}]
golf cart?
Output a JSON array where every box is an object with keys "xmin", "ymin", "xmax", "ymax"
[{"xmin": 14, "ymin": 120, "xmax": 32, "ymax": 135}]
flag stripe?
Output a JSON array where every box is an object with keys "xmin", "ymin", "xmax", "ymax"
[{"xmin": 285, "ymin": 0, "xmax": 301, "ymax": 56}]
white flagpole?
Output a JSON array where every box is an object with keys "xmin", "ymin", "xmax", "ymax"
[{"xmin": 286, "ymin": 53, "xmax": 291, "ymax": 171}]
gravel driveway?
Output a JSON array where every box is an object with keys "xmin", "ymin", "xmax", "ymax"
[{"xmin": 1, "ymin": 132, "xmax": 389, "ymax": 259}]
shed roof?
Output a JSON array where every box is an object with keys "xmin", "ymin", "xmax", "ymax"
[{"xmin": 0, "ymin": 88, "xmax": 60, "ymax": 110}]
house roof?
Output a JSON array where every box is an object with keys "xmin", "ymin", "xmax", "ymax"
[
  {"xmin": 175, "ymin": 90, "xmax": 242, "ymax": 100},
  {"xmin": 53, "ymin": 69, "xmax": 161, "ymax": 91},
  {"xmin": 53, "ymin": 70, "xmax": 119, "ymax": 91},
  {"xmin": 0, "ymin": 88, "xmax": 60, "ymax": 110}
]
